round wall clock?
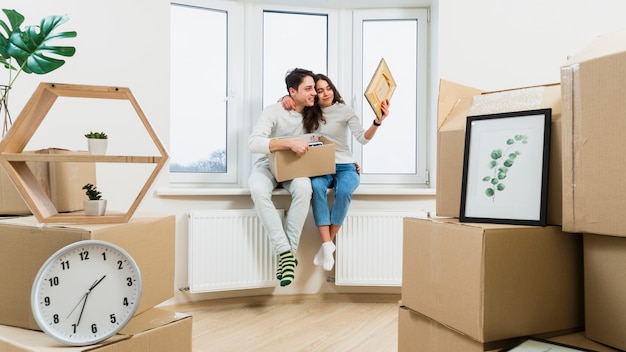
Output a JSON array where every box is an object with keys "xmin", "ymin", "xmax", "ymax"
[{"xmin": 31, "ymin": 240, "xmax": 142, "ymax": 346}]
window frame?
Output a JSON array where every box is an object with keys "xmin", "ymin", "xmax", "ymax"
[
  {"xmin": 168, "ymin": 2, "xmax": 430, "ymax": 189},
  {"xmin": 169, "ymin": 0, "xmax": 243, "ymax": 187},
  {"xmin": 351, "ymin": 8, "xmax": 430, "ymax": 186}
]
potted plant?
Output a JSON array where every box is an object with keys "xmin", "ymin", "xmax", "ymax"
[
  {"xmin": 0, "ymin": 9, "xmax": 77, "ymax": 137},
  {"xmin": 82, "ymin": 183, "xmax": 106, "ymax": 216},
  {"xmin": 84, "ymin": 131, "xmax": 108, "ymax": 155}
]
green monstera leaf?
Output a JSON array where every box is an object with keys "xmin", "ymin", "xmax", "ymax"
[
  {"xmin": 7, "ymin": 14, "xmax": 77, "ymax": 75},
  {"xmin": 0, "ymin": 9, "xmax": 76, "ymax": 87},
  {"xmin": 0, "ymin": 9, "xmax": 25, "ymax": 71}
]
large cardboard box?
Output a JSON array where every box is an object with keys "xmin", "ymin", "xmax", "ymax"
[
  {"xmin": 0, "ymin": 214, "xmax": 175, "ymax": 330},
  {"xmin": 0, "ymin": 308, "xmax": 192, "ymax": 351},
  {"xmin": 399, "ymin": 306, "xmax": 614, "ymax": 352},
  {"xmin": 402, "ymin": 217, "xmax": 584, "ymax": 342},
  {"xmin": 269, "ymin": 136, "xmax": 335, "ymax": 182},
  {"xmin": 561, "ymin": 30, "xmax": 626, "ymax": 236},
  {"xmin": 398, "ymin": 305, "xmax": 515, "ymax": 352},
  {"xmin": 0, "ymin": 148, "xmax": 96, "ymax": 215},
  {"xmin": 583, "ymin": 233, "xmax": 626, "ymax": 351},
  {"xmin": 436, "ymin": 81, "xmax": 563, "ymax": 225}
]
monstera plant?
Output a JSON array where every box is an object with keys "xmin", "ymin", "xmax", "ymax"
[{"xmin": 0, "ymin": 9, "xmax": 77, "ymax": 136}]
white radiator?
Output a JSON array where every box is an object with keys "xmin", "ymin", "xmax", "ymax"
[
  {"xmin": 187, "ymin": 209, "xmax": 283, "ymax": 293},
  {"xmin": 335, "ymin": 210, "xmax": 428, "ymax": 286}
]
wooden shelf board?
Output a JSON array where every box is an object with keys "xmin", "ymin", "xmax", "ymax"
[{"xmin": 2, "ymin": 153, "xmax": 163, "ymax": 163}]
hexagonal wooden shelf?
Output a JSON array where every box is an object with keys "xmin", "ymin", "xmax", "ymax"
[{"xmin": 0, "ymin": 83, "xmax": 168, "ymax": 224}]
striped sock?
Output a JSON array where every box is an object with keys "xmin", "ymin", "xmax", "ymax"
[
  {"xmin": 279, "ymin": 251, "xmax": 297, "ymax": 287},
  {"xmin": 276, "ymin": 256, "xmax": 283, "ymax": 280}
]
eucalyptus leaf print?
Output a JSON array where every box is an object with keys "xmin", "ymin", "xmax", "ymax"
[{"xmin": 483, "ymin": 134, "xmax": 528, "ymax": 201}]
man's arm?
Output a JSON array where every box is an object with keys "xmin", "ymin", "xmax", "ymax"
[{"xmin": 269, "ymin": 138, "xmax": 310, "ymax": 156}]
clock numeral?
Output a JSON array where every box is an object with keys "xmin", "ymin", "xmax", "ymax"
[
  {"xmin": 91, "ymin": 323, "xmax": 98, "ymax": 334},
  {"xmin": 123, "ymin": 297, "xmax": 129, "ymax": 306},
  {"xmin": 79, "ymin": 250, "xmax": 90, "ymax": 261},
  {"xmin": 44, "ymin": 296, "xmax": 51, "ymax": 306},
  {"xmin": 72, "ymin": 323, "xmax": 77, "ymax": 333},
  {"xmin": 53, "ymin": 314, "xmax": 59, "ymax": 324},
  {"xmin": 101, "ymin": 252, "xmax": 107, "ymax": 261},
  {"xmin": 117, "ymin": 260, "xmax": 123, "ymax": 270},
  {"xmin": 126, "ymin": 277, "xmax": 133, "ymax": 286},
  {"xmin": 47, "ymin": 276, "xmax": 59, "ymax": 287},
  {"xmin": 61, "ymin": 260, "xmax": 70, "ymax": 270},
  {"xmin": 110, "ymin": 314, "xmax": 117, "ymax": 324}
]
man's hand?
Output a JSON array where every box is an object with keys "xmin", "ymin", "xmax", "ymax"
[{"xmin": 289, "ymin": 139, "xmax": 310, "ymax": 156}]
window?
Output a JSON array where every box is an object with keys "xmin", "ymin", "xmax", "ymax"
[
  {"xmin": 352, "ymin": 9, "xmax": 429, "ymax": 186},
  {"xmin": 170, "ymin": 0, "xmax": 242, "ymax": 185},
  {"xmin": 169, "ymin": 3, "xmax": 429, "ymax": 189},
  {"xmin": 262, "ymin": 11, "xmax": 328, "ymax": 108}
]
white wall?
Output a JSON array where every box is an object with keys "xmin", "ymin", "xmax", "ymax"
[
  {"xmin": 4, "ymin": 0, "xmax": 625, "ymax": 305},
  {"xmin": 438, "ymin": 0, "xmax": 626, "ymax": 91}
]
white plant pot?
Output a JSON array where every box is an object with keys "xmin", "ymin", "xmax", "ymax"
[
  {"xmin": 87, "ymin": 138, "xmax": 108, "ymax": 155},
  {"xmin": 84, "ymin": 199, "xmax": 107, "ymax": 216}
]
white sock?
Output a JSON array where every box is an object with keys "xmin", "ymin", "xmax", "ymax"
[
  {"xmin": 322, "ymin": 241, "xmax": 336, "ymax": 271},
  {"xmin": 313, "ymin": 245, "xmax": 324, "ymax": 266}
]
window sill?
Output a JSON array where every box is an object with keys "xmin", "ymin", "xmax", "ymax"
[{"xmin": 156, "ymin": 186, "xmax": 436, "ymax": 197}]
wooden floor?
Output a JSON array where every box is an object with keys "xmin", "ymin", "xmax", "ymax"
[{"xmin": 161, "ymin": 294, "xmax": 401, "ymax": 352}]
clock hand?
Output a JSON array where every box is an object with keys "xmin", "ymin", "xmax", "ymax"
[
  {"xmin": 89, "ymin": 275, "xmax": 106, "ymax": 290},
  {"xmin": 74, "ymin": 275, "xmax": 107, "ymax": 326}
]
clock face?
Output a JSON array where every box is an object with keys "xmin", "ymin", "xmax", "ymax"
[{"xmin": 31, "ymin": 240, "xmax": 142, "ymax": 346}]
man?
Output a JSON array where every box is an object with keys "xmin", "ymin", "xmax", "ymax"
[{"xmin": 248, "ymin": 68, "xmax": 317, "ymax": 287}]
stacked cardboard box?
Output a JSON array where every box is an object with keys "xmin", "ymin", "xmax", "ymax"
[
  {"xmin": 0, "ymin": 148, "xmax": 96, "ymax": 215},
  {"xmin": 399, "ymin": 217, "xmax": 584, "ymax": 351},
  {"xmin": 436, "ymin": 81, "xmax": 563, "ymax": 226},
  {"xmin": 0, "ymin": 214, "xmax": 191, "ymax": 351},
  {"xmin": 561, "ymin": 29, "xmax": 626, "ymax": 351},
  {"xmin": 398, "ymin": 77, "xmax": 593, "ymax": 350}
]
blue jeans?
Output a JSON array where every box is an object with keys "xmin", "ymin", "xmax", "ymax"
[
  {"xmin": 249, "ymin": 162, "xmax": 312, "ymax": 255},
  {"xmin": 311, "ymin": 163, "xmax": 360, "ymax": 227}
]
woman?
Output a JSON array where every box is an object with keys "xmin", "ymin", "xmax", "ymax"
[{"xmin": 283, "ymin": 73, "xmax": 390, "ymax": 271}]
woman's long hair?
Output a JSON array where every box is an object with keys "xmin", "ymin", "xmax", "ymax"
[{"xmin": 302, "ymin": 74, "xmax": 345, "ymax": 133}]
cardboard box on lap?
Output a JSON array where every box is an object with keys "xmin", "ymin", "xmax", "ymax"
[
  {"xmin": 436, "ymin": 81, "xmax": 563, "ymax": 225},
  {"xmin": 0, "ymin": 307, "xmax": 192, "ymax": 352},
  {"xmin": 0, "ymin": 214, "xmax": 175, "ymax": 330},
  {"xmin": 0, "ymin": 148, "xmax": 96, "ymax": 215},
  {"xmin": 402, "ymin": 217, "xmax": 584, "ymax": 343},
  {"xmin": 561, "ymin": 30, "xmax": 626, "ymax": 236},
  {"xmin": 269, "ymin": 135, "xmax": 335, "ymax": 182}
]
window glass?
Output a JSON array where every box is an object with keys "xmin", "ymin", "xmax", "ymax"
[
  {"xmin": 170, "ymin": 4, "xmax": 228, "ymax": 173},
  {"xmin": 361, "ymin": 19, "xmax": 417, "ymax": 174},
  {"xmin": 262, "ymin": 11, "xmax": 328, "ymax": 108}
]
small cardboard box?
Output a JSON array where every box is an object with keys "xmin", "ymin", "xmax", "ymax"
[
  {"xmin": 561, "ymin": 30, "xmax": 626, "ymax": 236},
  {"xmin": 583, "ymin": 233, "xmax": 626, "ymax": 351},
  {"xmin": 0, "ymin": 148, "xmax": 96, "ymax": 215},
  {"xmin": 0, "ymin": 214, "xmax": 175, "ymax": 331},
  {"xmin": 398, "ymin": 305, "xmax": 515, "ymax": 352},
  {"xmin": 269, "ymin": 136, "xmax": 335, "ymax": 182},
  {"xmin": 436, "ymin": 81, "xmax": 563, "ymax": 225},
  {"xmin": 0, "ymin": 307, "xmax": 192, "ymax": 351},
  {"xmin": 402, "ymin": 217, "xmax": 584, "ymax": 342}
]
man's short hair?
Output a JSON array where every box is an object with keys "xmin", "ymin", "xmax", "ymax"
[{"xmin": 285, "ymin": 68, "xmax": 315, "ymax": 92}]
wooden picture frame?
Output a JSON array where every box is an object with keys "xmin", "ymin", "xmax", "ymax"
[
  {"xmin": 364, "ymin": 58, "xmax": 397, "ymax": 119},
  {"xmin": 459, "ymin": 108, "xmax": 551, "ymax": 226}
]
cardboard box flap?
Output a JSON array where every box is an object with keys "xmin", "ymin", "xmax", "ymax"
[
  {"xmin": 564, "ymin": 30, "xmax": 626, "ymax": 66},
  {"xmin": 119, "ymin": 308, "xmax": 191, "ymax": 335},
  {"xmin": 437, "ymin": 80, "xmax": 483, "ymax": 130}
]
